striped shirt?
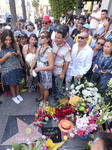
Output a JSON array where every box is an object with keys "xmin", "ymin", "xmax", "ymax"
[{"xmin": 53, "ymin": 41, "xmax": 71, "ymax": 76}]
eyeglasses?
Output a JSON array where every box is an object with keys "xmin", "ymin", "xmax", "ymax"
[
  {"xmin": 78, "ymin": 36, "xmax": 88, "ymax": 39},
  {"xmin": 39, "ymin": 35, "xmax": 47, "ymax": 39},
  {"xmin": 97, "ymin": 42, "xmax": 104, "ymax": 46},
  {"xmin": 42, "ymin": 22, "xmax": 48, "ymax": 25}
]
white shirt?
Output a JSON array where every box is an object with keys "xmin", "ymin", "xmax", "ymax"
[
  {"xmin": 69, "ymin": 43, "xmax": 93, "ymax": 77},
  {"xmin": 24, "ymin": 29, "xmax": 37, "ymax": 37},
  {"xmin": 90, "ymin": 11, "xmax": 101, "ymax": 29}
]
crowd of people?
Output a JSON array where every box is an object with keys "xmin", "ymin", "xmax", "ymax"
[
  {"xmin": 0, "ymin": 5, "xmax": 112, "ymax": 106},
  {"xmin": 0, "ymin": 4, "xmax": 112, "ymax": 150}
]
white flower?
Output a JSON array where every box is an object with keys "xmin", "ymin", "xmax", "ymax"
[
  {"xmin": 71, "ymin": 84, "xmax": 74, "ymax": 89},
  {"xmin": 82, "ymin": 89, "xmax": 91, "ymax": 96},
  {"xmin": 93, "ymin": 87, "xmax": 98, "ymax": 92},
  {"xmin": 103, "ymin": 115, "xmax": 108, "ymax": 120},
  {"xmin": 66, "ymin": 88, "xmax": 68, "ymax": 91},
  {"xmin": 75, "ymin": 86, "xmax": 81, "ymax": 90},
  {"xmin": 88, "ymin": 82, "xmax": 94, "ymax": 87},
  {"xmin": 72, "ymin": 89, "xmax": 76, "ymax": 94}
]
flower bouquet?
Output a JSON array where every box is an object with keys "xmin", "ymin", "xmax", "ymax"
[
  {"xmin": 66, "ymin": 77, "xmax": 103, "ymax": 105},
  {"xmin": 106, "ymin": 78, "xmax": 112, "ymax": 98},
  {"xmin": 76, "ymin": 115, "xmax": 98, "ymax": 137}
]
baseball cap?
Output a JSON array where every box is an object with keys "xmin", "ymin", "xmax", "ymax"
[
  {"xmin": 14, "ymin": 30, "xmax": 22, "ymax": 37},
  {"xmin": 82, "ymin": 24, "xmax": 90, "ymax": 30},
  {"xmin": 20, "ymin": 33, "xmax": 28, "ymax": 39},
  {"xmin": 26, "ymin": 22, "xmax": 34, "ymax": 28},
  {"xmin": 42, "ymin": 15, "xmax": 51, "ymax": 22}
]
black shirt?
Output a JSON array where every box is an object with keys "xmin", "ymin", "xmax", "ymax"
[
  {"xmin": 71, "ymin": 29, "xmax": 80, "ymax": 40},
  {"xmin": 69, "ymin": 13, "xmax": 74, "ymax": 23}
]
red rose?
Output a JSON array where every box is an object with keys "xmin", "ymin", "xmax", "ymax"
[
  {"xmin": 31, "ymin": 143, "xmax": 34, "ymax": 147},
  {"xmin": 34, "ymin": 118, "xmax": 37, "ymax": 122},
  {"xmin": 40, "ymin": 124, "xmax": 43, "ymax": 127},
  {"xmin": 40, "ymin": 116, "xmax": 45, "ymax": 121}
]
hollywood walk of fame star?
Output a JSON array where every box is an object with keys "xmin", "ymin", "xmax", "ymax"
[{"xmin": 1, "ymin": 118, "xmax": 42, "ymax": 145}]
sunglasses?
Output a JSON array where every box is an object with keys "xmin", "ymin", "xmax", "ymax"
[
  {"xmin": 78, "ymin": 36, "xmax": 88, "ymax": 39},
  {"xmin": 39, "ymin": 35, "xmax": 47, "ymax": 39},
  {"xmin": 97, "ymin": 42, "xmax": 104, "ymax": 46},
  {"xmin": 42, "ymin": 22, "xmax": 48, "ymax": 25}
]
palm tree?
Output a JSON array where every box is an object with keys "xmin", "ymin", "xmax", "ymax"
[
  {"xmin": 9, "ymin": 0, "xmax": 17, "ymax": 28},
  {"xmin": 21, "ymin": 0, "xmax": 27, "ymax": 20},
  {"xmin": 32, "ymin": 0, "xmax": 39, "ymax": 18}
]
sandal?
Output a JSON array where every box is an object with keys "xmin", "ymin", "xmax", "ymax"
[{"xmin": 35, "ymin": 98, "xmax": 43, "ymax": 102}]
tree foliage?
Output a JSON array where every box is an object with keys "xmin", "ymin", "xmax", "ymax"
[
  {"xmin": 49, "ymin": 0, "xmax": 79, "ymax": 20},
  {"xmin": 32, "ymin": 0, "xmax": 39, "ymax": 11}
]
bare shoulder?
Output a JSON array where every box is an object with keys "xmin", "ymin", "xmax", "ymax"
[{"xmin": 23, "ymin": 44, "xmax": 28, "ymax": 51}]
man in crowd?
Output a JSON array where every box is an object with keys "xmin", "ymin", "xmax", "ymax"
[
  {"xmin": 52, "ymin": 25, "xmax": 71, "ymax": 101},
  {"xmin": 66, "ymin": 10, "xmax": 74, "ymax": 25},
  {"xmin": 63, "ymin": 25, "xmax": 74, "ymax": 49},
  {"xmin": 71, "ymin": 21, "xmax": 83, "ymax": 40},
  {"xmin": 16, "ymin": 20, "xmax": 37, "ymax": 37},
  {"xmin": 93, "ymin": 9, "xmax": 109, "ymax": 37},
  {"xmin": 75, "ymin": 24, "xmax": 95, "ymax": 49},
  {"xmin": 89, "ymin": 5, "xmax": 101, "ymax": 36},
  {"xmin": 66, "ymin": 31, "xmax": 93, "ymax": 87}
]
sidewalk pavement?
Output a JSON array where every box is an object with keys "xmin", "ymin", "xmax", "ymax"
[{"xmin": 0, "ymin": 90, "xmax": 55, "ymax": 144}]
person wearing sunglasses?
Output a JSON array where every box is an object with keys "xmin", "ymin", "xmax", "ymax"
[
  {"xmin": 52, "ymin": 25, "xmax": 71, "ymax": 101},
  {"xmin": 93, "ymin": 37, "xmax": 105, "ymax": 62},
  {"xmin": 92, "ymin": 39, "xmax": 112, "ymax": 91},
  {"xmin": 30, "ymin": 31, "xmax": 54, "ymax": 105},
  {"xmin": 75, "ymin": 24, "xmax": 95, "ymax": 49},
  {"xmin": 66, "ymin": 31, "xmax": 93, "ymax": 87},
  {"xmin": 38, "ymin": 15, "xmax": 53, "ymax": 46}
]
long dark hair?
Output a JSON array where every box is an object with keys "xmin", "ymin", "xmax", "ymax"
[
  {"xmin": 1, "ymin": 29, "xmax": 17, "ymax": 51},
  {"xmin": 40, "ymin": 31, "xmax": 52, "ymax": 47},
  {"xmin": 29, "ymin": 33, "xmax": 38, "ymax": 47}
]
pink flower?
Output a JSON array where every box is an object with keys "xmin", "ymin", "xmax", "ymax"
[{"xmin": 77, "ymin": 129, "xmax": 84, "ymax": 137}]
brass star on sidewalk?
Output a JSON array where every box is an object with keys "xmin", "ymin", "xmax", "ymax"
[{"xmin": 1, "ymin": 118, "xmax": 42, "ymax": 145}]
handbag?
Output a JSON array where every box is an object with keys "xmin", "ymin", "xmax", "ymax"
[{"xmin": 92, "ymin": 71, "xmax": 100, "ymax": 82}]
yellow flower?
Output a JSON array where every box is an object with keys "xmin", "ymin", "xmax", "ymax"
[
  {"xmin": 50, "ymin": 112, "xmax": 54, "ymax": 116},
  {"xmin": 53, "ymin": 108, "xmax": 55, "ymax": 112},
  {"xmin": 45, "ymin": 139, "xmax": 54, "ymax": 148},
  {"xmin": 45, "ymin": 107, "xmax": 49, "ymax": 112}
]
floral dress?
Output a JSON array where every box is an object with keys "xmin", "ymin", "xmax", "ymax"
[
  {"xmin": 1, "ymin": 47, "xmax": 23, "ymax": 85},
  {"xmin": 92, "ymin": 51, "xmax": 112, "ymax": 90},
  {"xmin": 36, "ymin": 46, "xmax": 52, "ymax": 89}
]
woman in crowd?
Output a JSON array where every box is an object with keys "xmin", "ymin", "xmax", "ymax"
[
  {"xmin": 92, "ymin": 39, "xmax": 112, "ymax": 91},
  {"xmin": 23, "ymin": 33, "xmax": 38, "ymax": 93},
  {"xmin": 93, "ymin": 37, "xmax": 105, "ymax": 62},
  {"xmin": 0, "ymin": 29, "xmax": 23, "ymax": 104},
  {"xmin": 30, "ymin": 31, "xmax": 54, "ymax": 104},
  {"xmin": 69, "ymin": 20, "xmax": 76, "ymax": 36}
]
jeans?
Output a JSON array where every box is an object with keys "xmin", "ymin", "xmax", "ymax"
[
  {"xmin": 66, "ymin": 68, "xmax": 79, "ymax": 87},
  {"xmin": 52, "ymin": 75, "xmax": 64, "ymax": 99}
]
